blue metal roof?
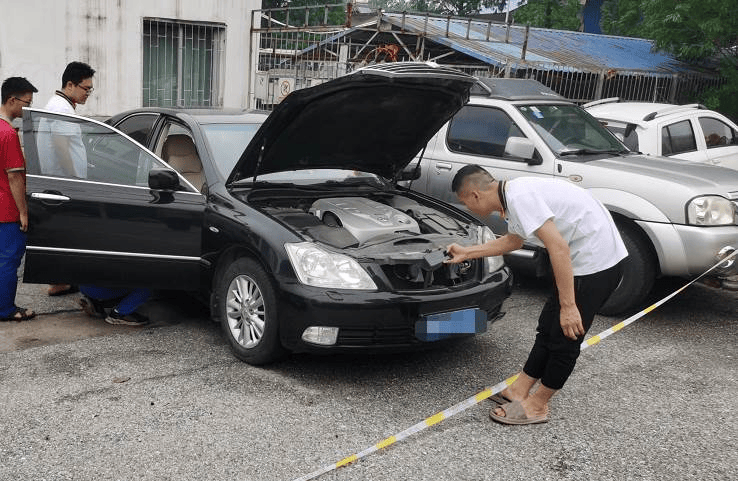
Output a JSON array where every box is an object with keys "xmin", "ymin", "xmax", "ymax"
[{"xmin": 382, "ymin": 13, "xmax": 698, "ymax": 74}]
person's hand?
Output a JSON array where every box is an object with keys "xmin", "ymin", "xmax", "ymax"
[
  {"xmin": 559, "ymin": 303, "xmax": 584, "ymax": 341},
  {"xmin": 444, "ymin": 243, "xmax": 467, "ymax": 264},
  {"xmin": 19, "ymin": 213, "xmax": 28, "ymax": 232}
]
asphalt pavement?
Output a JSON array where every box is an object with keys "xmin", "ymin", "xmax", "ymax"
[{"xmin": 1, "ymin": 278, "xmax": 737, "ymax": 481}]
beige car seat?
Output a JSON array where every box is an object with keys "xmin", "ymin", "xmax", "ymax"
[{"xmin": 161, "ymin": 134, "xmax": 204, "ymax": 191}]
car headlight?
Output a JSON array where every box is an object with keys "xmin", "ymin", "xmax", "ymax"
[
  {"xmin": 687, "ymin": 196, "xmax": 736, "ymax": 226},
  {"xmin": 284, "ymin": 242, "xmax": 377, "ymax": 290},
  {"xmin": 480, "ymin": 226, "xmax": 505, "ymax": 273}
]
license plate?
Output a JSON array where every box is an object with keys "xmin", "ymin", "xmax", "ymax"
[{"xmin": 415, "ymin": 308, "xmax": 487, "ymax": 342}]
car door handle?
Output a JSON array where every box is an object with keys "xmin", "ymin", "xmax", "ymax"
[
  {"xmin": 31, "ymin": 192, "xmax": 71, "ymax": 202},
  {"xmin": 435, "ymin": 162, "xmax": 452, "ymax": 173}
]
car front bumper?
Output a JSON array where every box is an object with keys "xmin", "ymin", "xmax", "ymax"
[
  {"xmin": 637, "ymin": 221, "xmax": 738, "ymax": 278},
  {"xmin": 276, "ymin": 267, "xmax": 513, "ymax": 353}
]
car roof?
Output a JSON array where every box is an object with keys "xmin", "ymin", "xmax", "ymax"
[
  {"xmin": 471, "ymin": 78, "xmax": 567, "ymax": 102},
  {"xmin": 109, "ymin": 107, "xmax": 269, "ymax": 125},
  {"xmin": 584, "ymin": 100, "xmax": 708, "ymax": 123}
]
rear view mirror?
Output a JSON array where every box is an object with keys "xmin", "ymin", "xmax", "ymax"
[
  {"xmin": 399, "ymin": 164, "xmax": 421, "ymax": 181},
  {"xmin": 504, "ymin": 137, "xmax": 540, "ymax": 165},
  {"xmin": 149, "ymin": 168, "xmax": 181, "ymax": 190}
]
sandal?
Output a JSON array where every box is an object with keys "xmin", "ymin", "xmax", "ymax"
[
  {"xmin": 1, "ymin": 306, "xmax": 36, "ymax": 322},
  {"xmin": 489, "ymin": 401, "xmax": 548, "ymax": 425}
]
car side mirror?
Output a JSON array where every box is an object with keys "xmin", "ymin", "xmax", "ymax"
[
  {"xmin": 149, "ymin": 168, "xmax": 181, "ymax": 190},
  {"xmin": 505, "ymin": 137, "xmax": 540, "ymax": 165},
  {"xmin": 398, "ymin": 164, "xmax": 421, "ymax": 181}
]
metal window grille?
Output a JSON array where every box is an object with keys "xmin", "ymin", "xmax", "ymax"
[{"xmin": 143, "ymin": 19, "xmax": 225, "ymax": 108}]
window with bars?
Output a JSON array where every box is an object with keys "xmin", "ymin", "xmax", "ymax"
[{"xmin": 143, "ymin": 19, "xmax": 225, "ymax": 108}]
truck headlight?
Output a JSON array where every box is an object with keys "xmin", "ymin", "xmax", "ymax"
[
  {"xmin": 285, "ymin": 242, "xmax": 377, "ymax": 290},
  {"xmin": 687, "ymin": 196, "xmax": 735, "ymax": 226},
  {"xmin": 480, "ymin": 226, "xmax": 505, "ymax": 273}
]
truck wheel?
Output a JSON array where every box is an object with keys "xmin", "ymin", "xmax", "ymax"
[
  {"xmin": 215, "ymin": 257, "xmax": 285, "ymax": 365},
  {"xmin": 598, "ymin": 223, "xmax": 656, "ymax": 316}
]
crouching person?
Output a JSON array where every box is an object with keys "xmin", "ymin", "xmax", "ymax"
[{"xmin": 78, "ymin": 286, "xmax": 151, "ymax": 326}]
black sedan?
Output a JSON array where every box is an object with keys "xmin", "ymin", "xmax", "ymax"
[{"xmin": 22, "ymin": 62, "xmax": 512, "ymax": 365}]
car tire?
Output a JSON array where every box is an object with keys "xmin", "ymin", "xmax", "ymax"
[
  {"xmin": 598, "ymin": 223, "xmax": 656, "ymax": 316},
  {"xmin": 216, "ymin": 257, "xmax": 285, "ymax": 365}
]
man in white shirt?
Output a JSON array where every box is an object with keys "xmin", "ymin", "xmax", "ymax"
[
  {"xmin": 38, "ymin": 61, "xmax": 95, "ymax": 297},
  {"xmin": 446, "ymin": 164, "xmax": 627, "ymax": 425},
  {"xmin": 38, "ymin": 61, "xmax": 95, "ymax": 179}
]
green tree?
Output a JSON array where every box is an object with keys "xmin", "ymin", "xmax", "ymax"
[
  {"xmin": 512, "ymin": 0, "xmax": 582, "ymax": 31},
  {"xmin": 601, "ymin": 0, "xmax": 738, "ymax": 120}
]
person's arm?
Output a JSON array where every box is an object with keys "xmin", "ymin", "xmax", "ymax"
[
  {"xmin": 534, "ymin": 219, "xmax": 582, "ymax": 340},
  {"xmin": 7, "ymin": 170, "xmax": 28, "ymax": 232},
  {"xmin": 446, "ymin": 233, "xmax": 525, "ymax": 262},
  {"xmin": 51, "ymin": 134, "xmax": 77, "ymax": 177}
]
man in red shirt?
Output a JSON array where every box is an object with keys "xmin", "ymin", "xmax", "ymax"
[{"xmin": 1, "ymin": 77, "xmax": 37, "ymax": 321}]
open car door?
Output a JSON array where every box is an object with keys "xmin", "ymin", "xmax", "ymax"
[{"xmin": 21, "ymin": 108, "xmax": 205, "ymax": 290}]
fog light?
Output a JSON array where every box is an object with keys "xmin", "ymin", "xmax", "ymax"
[{"xmin": 302, "ymin": 326, "xmax": 339, "ymax": 346}]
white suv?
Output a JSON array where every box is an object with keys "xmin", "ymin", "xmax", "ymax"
[
  {"xmin": 407, "ymin": 79, "xmax": 738, "ymax": 315},
  {"xmin": 584, "ymin": 99, "xmax": 738, "ymax": 171}
]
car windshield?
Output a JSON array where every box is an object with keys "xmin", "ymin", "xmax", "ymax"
[
  {"xmin": 201, "ymin": 123, "xmax": 262, "ymax": 177},
  {"xmin": 516, "ymin": 104, "xmax": 628, "ymax": 156}
]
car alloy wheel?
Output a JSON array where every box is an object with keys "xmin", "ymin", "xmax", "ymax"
[
  {"xmin": 217, "ymin": 257, "xmax": 285, "ymax": 365},
  {"xmin": 226, "ymin": 274, "xmax": 265, "ymax": 348}
]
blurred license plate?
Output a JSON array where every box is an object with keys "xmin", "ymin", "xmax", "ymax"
[{"xmin": 415, "ymin": 308, "xmax": 487, "ymax": 342}]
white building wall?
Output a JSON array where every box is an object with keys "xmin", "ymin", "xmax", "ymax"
[{"xmin": 0, "ymin": 0, "xmax": 259, "ymax": 117}]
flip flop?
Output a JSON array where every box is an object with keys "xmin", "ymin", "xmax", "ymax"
[
  {"xmin": 489, "ymin": 401, "xmax": 548, "ymax": 425},
  {"xmin": 1, "ymin": 306, "xmax": 36, "ymax": 322},
  {"xmin": 489, "ymin": 393, "xmax": 513, "ymax": 405}
]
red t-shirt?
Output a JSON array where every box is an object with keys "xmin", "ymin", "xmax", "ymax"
[{"xmin": 1, "ymin": 118, "xmax": 26, "ymax": 222}]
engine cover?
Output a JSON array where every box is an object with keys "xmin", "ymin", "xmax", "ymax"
[{"xmin": 310, "ymin": 197, "xmax": 420, "ymax": 244}]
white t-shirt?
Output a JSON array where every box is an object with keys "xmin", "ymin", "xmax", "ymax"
[
  {"xmin": 37, "ymin": 93, "xmax": 87, "ymax": 178},
  {"xmin": 504, "ymin": 177, "xmax": 628, "ymax": 276}
]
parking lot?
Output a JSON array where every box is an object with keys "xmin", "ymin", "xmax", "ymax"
[{"xmin": 1, "ymin": 277, "xmax": 737, "ymax": 481}]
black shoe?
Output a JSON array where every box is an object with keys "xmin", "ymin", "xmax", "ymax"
[
  {"xmin": 105, "ymin": 309, "xmax": 149, "ymax": 326},
  {"xmin": 78, "ymin": 296, "xmax": 106, "ymax": 319}
]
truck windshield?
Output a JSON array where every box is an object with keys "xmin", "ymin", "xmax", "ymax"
[{"xmin": 517, "ymin": 104, "xmax": 628, "ymax": 156}]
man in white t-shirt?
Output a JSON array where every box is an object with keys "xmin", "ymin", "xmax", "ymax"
[
  {"xmin": 38, "ymin": 61, "xmax": 95, "ymax": 297},
  {"xmin": 446, "ymin": 164, "xmax": 627, "ymax": 425},
  {"xmin": 37, "ymin": 61, "xmax": 95, "ymax": 179}
]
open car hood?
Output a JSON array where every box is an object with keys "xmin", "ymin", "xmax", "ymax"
[{"xmin": 227, "ymin": 63, "xmax": 475, "ymax": 184}]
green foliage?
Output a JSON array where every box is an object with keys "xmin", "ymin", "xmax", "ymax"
[
  {"xmin": 512, "ymin": 0, "xmax": 582, "ymax": 31},
  {"xmin": 261, "ymin": 1, "xmax": 346, "ymax": 26},
  {"xmin": 600, "ymin": 0, "xmax": 738, "ymax": 121}
]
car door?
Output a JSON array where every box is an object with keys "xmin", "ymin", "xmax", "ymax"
[
  {"xmin": 659, "ymin": 118, "xmax": 709, "ymax": 163},
  {"xmin": 21, "ymin": 108, "xmax": 206, "ymax": 290},
  {"xmin": 696, "ymin": 115, "xmax": 738, "ymax": 170}
]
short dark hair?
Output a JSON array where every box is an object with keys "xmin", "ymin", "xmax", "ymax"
[
  {"xmin": 451, "ymin": 164, "xmax": 495, "ymax": 194},
  {"xmin": 61, "ymin": 61, "xmax": 95, "ymax": 88},
  {"xmin": 1, "ymin": 76, "xmax": 38, "ymax": 104}
]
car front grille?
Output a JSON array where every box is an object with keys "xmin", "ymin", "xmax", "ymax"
[
  {"xmin": 378, "ymin": 259, "xmax": 480, "ymax": 291},
  {"xmin": 337, "ymin": 326, "xmax": 418, "ymax": 346}
]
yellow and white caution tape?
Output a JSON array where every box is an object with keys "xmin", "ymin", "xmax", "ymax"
[{"xmin": 292, "ymin": 249, "xmax": 737, "ymax": 481}]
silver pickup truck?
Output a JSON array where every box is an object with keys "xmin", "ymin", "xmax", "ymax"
[{"xmin": 407, "ymin": 78, "xmax": 738, "ymax": 315}]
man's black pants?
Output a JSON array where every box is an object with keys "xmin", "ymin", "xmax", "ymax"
[{"xmin": 522, "ymin": 261, "xmax": 623, "ymax": 390}]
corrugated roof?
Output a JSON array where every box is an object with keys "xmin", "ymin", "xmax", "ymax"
[{"xmin": 382, "ymin": 13, "xmax": 698, "ymax": 75}]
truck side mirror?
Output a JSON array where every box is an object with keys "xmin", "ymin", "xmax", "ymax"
[{"xmin": 505, "ymin": 137, "xmax": 540, "ymax": 165}]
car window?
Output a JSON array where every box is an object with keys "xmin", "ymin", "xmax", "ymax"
[
  {"xmin": 201, "ymin": 123, "xmax": 262, "ymax": 178},
  {"xmin": 28, "ymin": 110, "xmax": 168, "ymax": 187},
  {"xmin": 698, "ymin": 117, "xmax": 737, "ymax": 148},
  {"xmin": 114, "ymin": 113, "xmax": 159, "ymax": 146},
  {"xmin": 662, "ymin": 120, "xmax": 696, "ymax": 155},
  {"xmin": 447, "ymin": 105, "xmax": 524, "ymax": 158}
]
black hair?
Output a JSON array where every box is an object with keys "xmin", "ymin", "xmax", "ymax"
[
  {"xmin": 61, "ymin": 61, "xmax": 95, "ymax": 88},
  {"xmin": 1, "ymin": 76, "xmax": 38, "ymax": 104},
  {"xmin": 451, "ymin": 164, "xmax": 495, "ymax": 194}
]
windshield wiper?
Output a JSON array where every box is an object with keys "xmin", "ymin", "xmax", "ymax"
[{"xmin": 558, "ymin": 148, "xmax": 628, "ymax": 156}]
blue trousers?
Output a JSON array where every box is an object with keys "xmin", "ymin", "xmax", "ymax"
[
  {"xmin": 79, "ymin": 285, "xmax": 151, "ymax": 315},
  {"xmin": 1, "ymin": 222, "xmax": 26, "ymax": 318}
]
